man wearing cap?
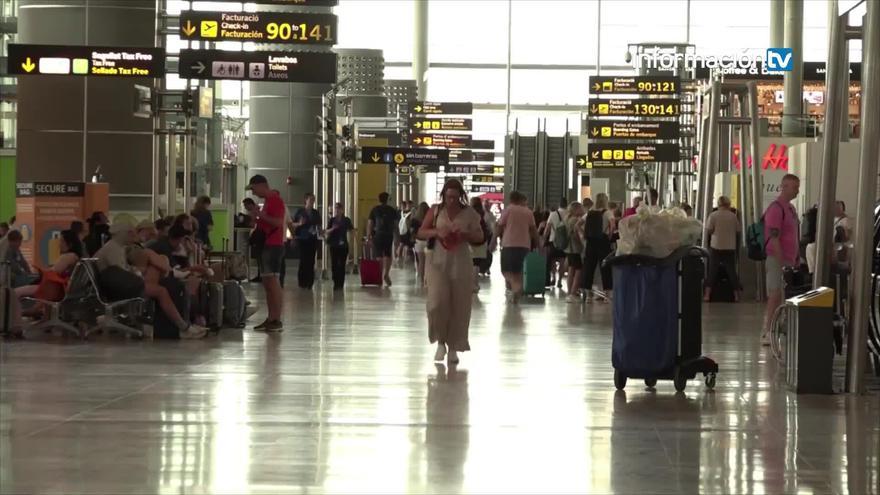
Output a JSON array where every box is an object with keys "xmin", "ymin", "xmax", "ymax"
[
  {"xmin": 245, "ymin": 175, "xmax": 285, "ymax": 332},
  {"xmin": 95, "ymin": 222, "xmax": 207, "ymax": 339}
]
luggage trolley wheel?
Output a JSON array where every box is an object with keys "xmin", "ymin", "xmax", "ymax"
[
  {"xmin": 644, "ymin": 378, "xmax": 658, "ymax": 388},
  {"xmin": 704, "ymin": 372, "xmax": 717, "ymax": 389},
  {"xmin": 673, "ymin": 366, "xmax": 687, "ymax": 392},
  {"xmin": 614, "ymin": 369, "xmax": 627, "ymax": 390}
]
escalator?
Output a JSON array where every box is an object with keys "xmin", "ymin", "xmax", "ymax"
[
  {"xmin": 514, "ymin": 135, "xmax": 537, "ymax": 201},
  {"xmin": 544, "ymin": 136, "xmax": 566, "ymax": 207}
]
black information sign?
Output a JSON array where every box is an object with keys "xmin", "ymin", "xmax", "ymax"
[
  {"xmin": 179, "ymin": 11, "xmax": 337, "ymax": 45},
  {"xmin": 472, "ymin": 184, "xmax": 503, "ymax": 193},
  {"xmin": 589, "ymin": 76, "xmax": 679, "ymax": 94},
  {"xmin": 588, "ymin": 98, "xmax": 681, "ymax": 117},
  {"xmin": 361, "ymin": 147, "xmax": 449, "ymax": 169},
  {"xmin": 470, "ymin": 175, "xmax": 499, "ymax": 183},
  {"xmin": 409, "ymin": 117, "xmax": 472, "ymax": 132},
  {"xmin": 585, "ymin": 143, "xmax": 681, "ymax": 168},
  {"xmin": 586, "ymin": 120, "xmax": 680, "ymax": 140},
  {"xmin": 411, "ymin": 101, "xmax": 473, "ymax": 116},
  {"xmin": 357, "ymin": 130, "xmax": 402, "ymax": 146},
  {"xmin": 449, "ymin": 150, "xmax": 495, "ymax": 163},
  {"xmin": 411, "ymin": 134, "xmax": 471, "ymax": 149},
  {"xmin": 7, "ymin": 44, "xmax": 165, "ymax": 77},
  {"xmin": 446, "ymin": 164, "xmax": 500, "ymax": 174},
  {"xmin": 470, "ymin": 139, "xmax": 495, "ymax": 150},
  {"xmin": 178, "ymin": 49, "xmax": 336, "ymax": 83},
  {"xmin": 16, "ymin": 182, "xmax": 84, "ymax": 197}
]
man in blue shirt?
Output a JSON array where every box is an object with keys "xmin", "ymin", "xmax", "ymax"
[{"xmin": 325, "ymin": 202, "xmax": 354, "ymax": 290}]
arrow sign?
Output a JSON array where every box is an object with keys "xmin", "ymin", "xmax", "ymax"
[
  {"xmin": 413, "ymin": 105, "xmax": 423, "ymax": 112},
  {"xmin": 414, "ymin": 122, "xmax": 422, "ymax": 128},
  {"xmin": 577, "ymin": 156, "xmax": 587, "ymax": 167},
  {"xmin": 591, "ymin": 151, "xmax": 599, "ymax": 159},
  {"xmin": 413, "ymin": 137, "xmax": 422, "ymax": 144},
  {"xmin": 182, "ymin": 20, "xmax": 196, "ymax": 37},
  {"xmin": 370, "ymin": 152, "xmax": 381, "ymax": 162},
  {"xmin": 590, "ymin": 104, "xmax": 598, "ymax": 113},
  {"xmin": 190, "ymin": 61, "xmax": 206, "ymax": 74},
  {"xmin": 591, "ymin": 128, "xmax": 599, "ymax": 137},
  {"xmin": 21, "ymin": 57, "xmax": 35, "ymax": 73},
  {"xmin": 592, "ymin": 82, "xmax": 600, "ymax": 91}
]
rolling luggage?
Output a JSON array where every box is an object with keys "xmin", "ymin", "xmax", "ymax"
[
  {"xmin": 522, "ymin": 251, "xmax": 546, "ymax": 297},
  {"xmin": 360, "ymin": 243, "xmax": 382, "ymax": 287},
  {"xmin": 222, "ymin": 281, "xmax": 247, "ymax": 328},
  {"xmin": 200, "ymin": 281, "xmax": 224, "ymax": 330},
  {"xmin": 208, "ymin": 238, "xmax": 248, "ymax": 282},
  {"xmin": 605, "ymin": 247, "xmax": 718, "ymax": 392},
  {"xmin": 709, "ymin": 265, "xmax": 736, "ymax": 303},
  {"xmin": 153, "ymin": 276, "xmax": 188, "ymax": 339}
]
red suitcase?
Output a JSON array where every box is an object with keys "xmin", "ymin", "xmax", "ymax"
[{"xmin": 360, "ymin": 243, "xmax": 382, "ymax": 286}]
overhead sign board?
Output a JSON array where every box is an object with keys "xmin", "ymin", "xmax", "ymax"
[
  {"xmin": 361, "ymin": 147, "xmax": 449, "ymax": 170},
  {"xmin": 409, "ymin": 117, "xmax": 472, "ymax": 132},
  {"xmin": 472, "ymin": 184, "xmax": 503, "ymax": 193},
  {"xmin": 446, "ymin": 164, "xmax": 503, "ymax": 174},
  {"xmin": 179, "ymin": 11, "xmax": 337, "ymax": 45},
  {"xmin": 357, "ymin": 130, "xmax": 402, "ymax": 146},
  {"xmin": 588, "ymin": 98, "xmax": 681, "ymax": 117},
  {"xmin": 178, "ymin": 49, "xmax": 336, "ymax": 83},
  {"xmin": 7, "ymin": 44, "xmax": 165, "ymax": 77},
  {"xmin": 584, "ymin": 143, "xmax": 681, "ymax": 168},
  {"xmin": 470, "ymin": 139, "xmax": 495, "ymax": 150},
  {"xmin": 589, "ymin": 76, "xmax": 679, "ymax": 94},
  {"xmin": 449, "ymin": 150, "xmax": 494, "ymax": 163},
  {"xmin": 470, "ymin": 174, "xmax": 500, "ymax": 183},
  {"xmin": 411, "ymin": 101, "xmax": 473, "ymax": 116},
  {"xmin": 411, "ymin": 134, "xmax": 471, "ymax": 149},
  {"xmin": 586, "ymin": 120, "xmax": 680, "ymax": 140}
]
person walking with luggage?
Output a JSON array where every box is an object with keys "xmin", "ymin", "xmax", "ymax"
[
  {"xmin": 292, "ymin": 192, "xmax": 321, "ymax": 290},
  {"xmin": 563, "ymin": 202, "xmax": 586, "ymax": 303},
  {"xmin": 417, "ymin": 179, "xmax": 484, "ymax": 365},
  {"xmin": 245, "ymin": 175, "xmax": 286, "ymax": 332},
  {"xmin": 496, "ymin": 191, "xmax": 539, "ymax": 303},
  {"xmin": 367, "ymin": 192, "xmax": 400, "ymax": 287},
  {"xmin": 411, "ymin": 202, "xmax": 430, "ymax": 287},
  {"xmin": 581, "ymin": 193, "xmax": 614, "ymax": 303},
  {"xmin": 469, "ymin": 198, "xmax": 490, "ymax": 293},
  {"xmin": 544, "ymin": 198, "xmax": 569, "ymax": 289},
  {"xmin": 704, "ymin": 196, "xmax": 742, "ymax": 302},
  {"xmin": 762, "ymin": 174, "xmax": 800, "ymax": 346},
  {"xmin": 325, "ymin": 202, "xmax": 353, "ymax": 291}
]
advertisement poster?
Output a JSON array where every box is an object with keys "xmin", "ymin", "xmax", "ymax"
[{"xmin": 16, "ymin": 182, "xmax": 85, "ymax": 267}]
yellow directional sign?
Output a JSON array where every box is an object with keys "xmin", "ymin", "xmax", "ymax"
[
  {"xmin": 182, "ymin": 20, "xmax": 197, "ymax": 37},
  {"xmin": 576, "ymin": 156, "xmax": 587, "ymax": 167},
  {"xmin": 21, "ymin": 57, "xmax": 35, "ymax": 73},
  {"xmin": 413, "ymin": 105, "xmax": 423, "ymax": 112},
  {"xmin": 201, "ymin": 20, "xmax": 219, "ymax": 38},
  {"xmin": 370, "ymin": 152, "xmax": 381, "ymax": 162}
]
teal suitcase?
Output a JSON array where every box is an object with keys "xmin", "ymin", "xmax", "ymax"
[{"xmin": 522, "ymin": 252, "xmax": 546, "ymax": 296}]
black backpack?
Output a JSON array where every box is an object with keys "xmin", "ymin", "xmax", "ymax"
[
  {"xmin": 585, "ymin": 209, "xmax": 607, "ymax": 240},
  {"xmin": 801, "ymin": 206, "xmax": 818, "ymax": 245},
  {"xmin": 373, "ymin": 206, "xmax": 397, "ymax": 238}
]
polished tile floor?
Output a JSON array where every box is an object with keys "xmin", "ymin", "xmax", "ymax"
[{"xmin": 1, "ymin": 265, "xmax": 878, "ymax": 494}]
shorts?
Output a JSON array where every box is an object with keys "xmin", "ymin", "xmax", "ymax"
[
  {"xmin": 566, "ymin": 253, "xmax": 583, "ymax": 270},
  {"xmin": 259, "ymin": 245, "xmax": 284, "ymax": 276},
  {"xmin": 373, "ymin": 237, "xmax": 393, "ymax": 258},
  {"xmin": 501, "ymin": 247, "xmax": 529, "ymax": 274},
  {"xmin": 547, "ymin": 243, "xmax": 566, "ymax": 260},
  {"xmin": 765, "ymin": 255, "xmax": 784, "ymax": 293}
]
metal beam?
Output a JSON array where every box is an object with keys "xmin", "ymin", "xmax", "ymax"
[
  {"xmin": 846, "ymin": 0, "xmax": 879, "ymax": 394},
  {"xmin": 814, "ymin": 5, "xmax": 847, "ymax": 289},
  {"xmin": 700, "ymin": 79, "xmax": 721, "ymax": 249}
]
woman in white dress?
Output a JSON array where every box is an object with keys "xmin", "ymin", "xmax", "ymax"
[{"xmin": 417, "ymin": 179, "xmax": 485, "ymax": 365}]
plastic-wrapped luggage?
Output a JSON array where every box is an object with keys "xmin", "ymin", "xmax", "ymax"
[{"xmin": 604, "ymin": 246, "xmax": 718, "ymax": 392}]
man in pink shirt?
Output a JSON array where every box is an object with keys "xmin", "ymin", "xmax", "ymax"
[
  {"xmin": 762, "ymin": 174, "xmax": 800, "ymax": 346},
  {"xmin": 496, "ymin": 191, "xmax": 539, "ymax": 303}
]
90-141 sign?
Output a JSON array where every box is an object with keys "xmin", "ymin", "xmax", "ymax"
[{"xmin": 179, "ymin": 11, "xmax": 337, "ymax": 45}]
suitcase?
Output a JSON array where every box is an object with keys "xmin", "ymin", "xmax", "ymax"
[
  {"xmin": 522, "ymin": 251, "xmax": 546, "ymax": 296},
  {"xmin": 154, "ymin": 276, "xmax": 188, "ymax": 339},
  {"xmin": 208, "ymin": 238, "xmax": 249, "ymax": 281},
  {"xmin": 606, "ymin": 247, "xmax": 718, "ymax": 392},
  {"xmin": 360, "ymin": 243, "xmax": 382, "ymax": 287},
  {"xmin": 200, "ymin": 281, "xmax": 224, "ymax": 330},
  {"xmin": 709, "ymin": 265, "xmax": 736, "ymax": 303},
  {"xmin": 222, "ymin": 281, "xmax": 247, "ymax": 328}
]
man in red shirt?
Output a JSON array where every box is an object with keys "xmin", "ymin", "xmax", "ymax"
[{"xmin": 245, "ymin": 175, "xmax": 286, "ymax": 332}]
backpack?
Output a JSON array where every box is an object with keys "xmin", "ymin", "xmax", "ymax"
[
  {"xmin": 801, "ymin": 206, "xmax": 817, "ymax": 245},
  {"xmin": 554, "ymin": 220, "xmax": 570, "ymax": 251},
  {"xmin": 372, "ymin": 206, "xmax": 397, "ymax": 238},
  {"xmin": 585, "ymin": 209, "xmax": 607, "ymax": 240},
  {"xmin": 747, "ymin": 201, "xmax": 784, "ymax": 261},
  {"xmin": 399, "ymin": 211, "xmax": 411, "ymax": 236}
]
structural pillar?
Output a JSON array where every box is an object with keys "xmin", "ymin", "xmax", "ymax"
[
  {"xmin": 846, "ymin": 0, "xmax": 880, "ymax": 394},
  {"xmin": 769, "ymin": 0, "xmax": 785, "ymax": 48},
  {"xmin": 813, "ymin": 4, "xmax": 846, "ymax": 289},
  {"xmin": 782, "ymin": 0, "xmax": 804, "ymax": 136},
  {"xmin": 413, "ymin": 0, "xmax": 429, "ymax": 100}
]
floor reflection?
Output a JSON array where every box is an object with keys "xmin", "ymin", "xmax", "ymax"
[{"xmin": 425, "ymin": 364, "xmax": 469, "ymax": 493}]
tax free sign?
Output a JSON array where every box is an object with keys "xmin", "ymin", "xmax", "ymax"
[{"xmin": 634, "ymin": 48, "xmax": 794, "ymax": 75}]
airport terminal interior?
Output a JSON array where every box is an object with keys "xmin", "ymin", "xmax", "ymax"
[{"xmin": 1, "ymin": 0, "xmax": 879, "ymax": 493}]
